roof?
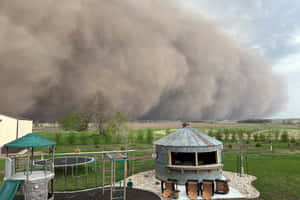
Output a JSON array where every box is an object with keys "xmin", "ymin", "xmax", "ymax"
[
  {"xmin": 4, "ymin": 133, "xmax": 56, "ymax": 148},
  {"xmin": 0, "ymin": 113, "xmax": 31, "ymax": 121},
  {"xmin": 154, "ymin": 127, "xmax": 222, "ymax": 147}
]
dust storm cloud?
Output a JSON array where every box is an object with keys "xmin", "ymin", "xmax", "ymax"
[{"xmin": 0, "ymin": 0, "xmax": 286, "ymax": 121}]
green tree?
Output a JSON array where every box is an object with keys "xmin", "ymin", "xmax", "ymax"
[
  {"xmin": 281, "ymin": 131, "xmax": 289, "ymax": 143},
  {"xmin": 253, "ymin": 134, "xmax": 259, "ymax": 142},
  {"xmin": 246, "ymin": 130, "xmax": 252, "ymax": 141},
  {"xmin": 59, "ymin": 112, "xmax": 88, "ymax": 131},
  {"xmin": 259, "ymin": 133, "xmax": 266, "ymax": 142},
  {"xmin": 216, "ymin": 130, "xmax": 223, "ymax": 141},
  {"xmin": 290, "ymin": 137, "xmax": 297, "ymax": 143},
  {"xmin": 231, "ymin": 133, "xmax": 237, "ymax": 143},
  {"xmin": 224, "ymin": 129, "xmax": 230, "ymax": 142},
  {"xmin": 80, "ymin": 92, "xmax": 113, "ymax": 136}
]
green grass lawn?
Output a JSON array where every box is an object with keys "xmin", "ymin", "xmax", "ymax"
[{"xmin": 222, "ymin": 153, "xmax": 300, "ymax": 200}]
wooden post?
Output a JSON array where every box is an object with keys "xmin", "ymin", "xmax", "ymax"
[
  {"xmin": 195, "ymin": 152, "xmax": 198, "ymax": 166},
  {"xmin": 123, "ymin": 160, "xmax": 127, "ymax": 200},
  {"xmin": 168, "ymin": 152, "xmax": 172, "ymax": 165},
  {"xmin": 102, "ymin": 154, "xmax": 105, "ymax": 195},
  {"xmin": 216, "ymin": 151, "xmax": 219, "ymax": 164},
  {"xmin": 110, "ymin": 160, "xmax": 113, "ymax": 200}
]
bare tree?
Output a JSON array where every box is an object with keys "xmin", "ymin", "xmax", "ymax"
[{"xmin": 80, "ymin": 92, "xmax": 113, "ymax": 136}]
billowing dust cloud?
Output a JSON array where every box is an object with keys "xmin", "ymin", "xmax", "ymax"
[{"xmin": 0, "ymin": 0, "xmax": 286, "ymax": 121}]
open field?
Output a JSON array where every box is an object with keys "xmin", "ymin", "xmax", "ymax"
[{"xmin": 2, "ymin": 124, "xmax": 300, "ymax": 199}]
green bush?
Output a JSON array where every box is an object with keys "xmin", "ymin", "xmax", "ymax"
[
  {"xmin": 253, "ymin": 134, "xmax": 259, "ymax": 142},
  {"xmin": 237, "ymin": 129, "xmax": 244, "ymax": 141},
  {"xmin": 281, "ymin": 131, "xmax": 289, "ymax": 143},
  {"xmin": 165, "ymin": 128, "xmax": 172, "ymax": 135},
  {"xmin": 290, "ymin": 137, "xmax": 297, "ymax": 143},
  {"xmin": 246, "ymin": 130, "xmax": 252, "ymax": 141},
  {"xmin": 67, "ymin": 132, "xmax": 76, "ymax": 145},
  {"xmin": 224, "ymin": 129, "xmax": 230, "ymax": 142},
  {"xmin": 208, "ymin": 129, "xmax": 214, "ymax": 137},
  {"xmin": 231, "ymin": 133, "xmax": 237, "ymax": 143},
  {"xmin": 216, "ymin": 130, "xmax": 223, "ymax": 141},
  {"xmin": 55, "ymin": 133, "xmax": 62, "ymax": 144},
  {"xmin": 146, "ymin": 129, "xmax": 154, "ymax": 144},
  {"xmin": 59, "ymin": 112, "xmax": 88, "ymax": 131},
  {"xmin": 259, "ymin": 134, "xmax": 266, "ymax": 142}
]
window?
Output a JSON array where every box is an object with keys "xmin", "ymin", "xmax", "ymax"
[
  {"xmin": 170, "ymin": 151, "xmax": 217, "ymax": 166},
  {"xmin": 171, "ymin": 152, "xmax": 195, "ymax": 166},
  {"xmin": 197, "ymin": 151, "xmax": 217, "ymax": 165}
]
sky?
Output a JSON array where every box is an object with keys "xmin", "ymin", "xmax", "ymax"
[{"xmin": 184, "ymin": 0, "xmax": 300, "ymax": 119}]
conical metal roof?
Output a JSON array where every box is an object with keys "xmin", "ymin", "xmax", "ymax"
[{"xmin": 154, "ymin": 127, "xmax": 222, "ymax": 147}]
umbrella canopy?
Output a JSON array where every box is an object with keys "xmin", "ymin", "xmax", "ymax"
[{"xmin": 4, "ymin": 133, "xmax": 56, "ymax": 148}]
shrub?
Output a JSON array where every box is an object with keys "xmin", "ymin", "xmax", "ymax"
[
  {"xmin": 146, "ymin": 129, "xmax": 154, "ymax": 144},
  {"xmin": 165, "ymin": 128, "xmax": 172, "ymax": 135},
  {"xmin": 237, "ymin": 129, "xmax": 244, "ymax": 141},
  {"xmin": 224, "ymin": 129, "xmax": 230, "ymax": 142},
  {"xmin": 55, "ymin": 133, "xmax": 62, "ymax": 144},
  {"xmin": 59, "ymin": 112, "xmax": 88, "ymax": 131},
  {"xmin": 216, "ymin": 130, "xmax": 223, "ymax": 141},
  {"xmin": 259, "ymin": 134, "xmax": 266, "ymax": 142},
  {"xmin": 290, "ymin": 137, "xmax": 296, "ymax": 143},
  {"xmin": 281, "ymin": 131, "xmax": 289, "ymax": 143},
  {"xmin": 208, "ymin": 129, "xmax": 214, "ymax": 137},
  {"xmin": 253, "ymin": 134, "xmax": 259, "ymax": 142},
  {"xmin": 67, "ymin": 132, "xmax": 76, "ymax": 145},
  {"xmin": 231, "ymin": 133, "xmax": 237, "ymax": 143},
  {"xmin": 228, "ymin": 144, "xmax": 233, "ymax": 149},
  {"xmin": 246, "ymin": 130, "xmax": 252, "ymax": 141}
]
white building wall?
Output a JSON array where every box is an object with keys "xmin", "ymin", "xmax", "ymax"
[
  {"xmin": 0, "ymin": 114, "xmax": 32, "ymax": 152},
  {"xmin": 0, "ymin": 115, "xmax": 17, "ymax": 147},
  {"xmin": 18, "ymin": 120, "xmax": 33, "ymax": 138}
]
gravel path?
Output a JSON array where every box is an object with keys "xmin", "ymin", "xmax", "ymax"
[
  {"xmin": 223, "ymin": 171, "xmax": 260, "ymax": 199},
  {"xmin": 124, "ymin": 170, "xmax": 260, "ymax": 199}
]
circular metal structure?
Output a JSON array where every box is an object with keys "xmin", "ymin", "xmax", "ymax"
[
  {"xmin": 154, "ymin": 125, "xmax": 223, "ymax": 184},
  {"xmin": 34, "ymin": 157, "xmax": 95, "ymax": 167}
]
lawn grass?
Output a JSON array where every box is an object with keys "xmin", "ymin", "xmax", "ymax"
[{"xmin": 222, "ymin": 153, "xmax": 300, "ymax": 200}]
